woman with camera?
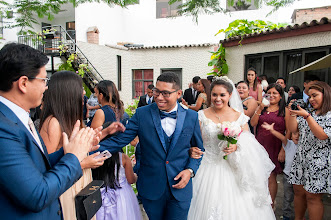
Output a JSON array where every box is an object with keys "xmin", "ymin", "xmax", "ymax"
[
  {"xmin": 288, "ymin": 81, "xmax": 331, "ymax": 220},
  {"xmin": 251, "ymin": 83, "xmax": 287, "ymax": 209}
]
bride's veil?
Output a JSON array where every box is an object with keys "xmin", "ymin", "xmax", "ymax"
[{"xmin": 212, "ymin": 76, "xmax": 244, "ymax": 113}]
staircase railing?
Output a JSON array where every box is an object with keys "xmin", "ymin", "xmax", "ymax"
[{"xmin": 18, "ymin": 25, "xmax": 104, "ymax": 86}]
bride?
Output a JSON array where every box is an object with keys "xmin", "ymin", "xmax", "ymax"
[{"xmin": 188, "ymin": 77, "xmax": 276, "ymax": 220}]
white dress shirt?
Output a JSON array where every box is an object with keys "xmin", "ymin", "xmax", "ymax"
[
  {"xmin": 160, "ymin": 103, "xmax": 178, "ymax": 137},
  {"xmin": 145, "ymin": 95, "xmax": 153, "ymax": 104},
  {"xmin": 0, "ymin": 96, "xmax": 44, "ymax": 152},
  {"xmin": 303, "ymin": 90, "xmax": 309, "ymax": 103}
]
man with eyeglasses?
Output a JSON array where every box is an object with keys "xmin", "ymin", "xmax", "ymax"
[
  {"xmin": 0, "ymin": 43, "xmax": 122, "ymax": 219},
  {"xmin": 99, "ymin": 71, "xmax": 204, "ymax": 220}
]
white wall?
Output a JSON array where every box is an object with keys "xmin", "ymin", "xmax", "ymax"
[
  {"xmin": 75, "ymin": 0, "xmax": 331, "ymax": 47},
  {"xmin": 77, "ymin": 41, "xmax": 214, "ymax": 106}
]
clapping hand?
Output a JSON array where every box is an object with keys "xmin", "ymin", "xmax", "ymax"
[
  {"xmin": 63, "ymin": 120, "xmax": 95, "ymax": 162},
  {"xmin": 181, "ymin": 99, "xmax": 189, "ymax": 107},
  {"xmin": 261, "ymin": 122, "xmax": 275, "ymax": 131}
]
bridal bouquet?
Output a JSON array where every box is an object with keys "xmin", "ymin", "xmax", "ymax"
[{"xmin": 217, "ymin": 122, "xmax": 242, "ymax": 160}]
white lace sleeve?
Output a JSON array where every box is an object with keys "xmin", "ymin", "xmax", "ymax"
[
  {"xmin": 198, "ymin": 110, "xmax": 205, "ymax": 123},
  {"xmin": 227, "ymin": 131, "xmax": 275, "ymax": 207}
]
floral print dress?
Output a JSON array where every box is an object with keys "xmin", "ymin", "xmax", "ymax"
[{"xmin": 289, "ymin": 111, "xmax": 331, "ymax": 194}]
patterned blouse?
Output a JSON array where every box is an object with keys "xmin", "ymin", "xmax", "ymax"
[{"xmin": 289, "ymin": 111, "xmax": 331, "ymax": 194}]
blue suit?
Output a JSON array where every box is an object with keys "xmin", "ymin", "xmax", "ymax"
[
  {"xmin": 0, "ymin": 102, "xmax": 83, "ymax": 219},
  {"xmin": 99, "ymin": 103, "xmax": 204, "ymax": 219}
]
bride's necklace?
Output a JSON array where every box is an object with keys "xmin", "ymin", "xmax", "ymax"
[{"xmin": 212, "ymin": 107, "xmax": 222, "ymax": 123}]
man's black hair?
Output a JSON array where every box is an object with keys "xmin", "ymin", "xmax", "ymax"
[
  {"xmin": 304, "ymin": 75, "xmax": 320, "ymax": 83},
  {"xmin": 192, "ymin": 76, "xmax": 201, "ymax": 84},
  {"xmin": 147, "ymin": 84, "xmax": 154, "ymax": 90},
  {"xmin": 277, "ymin": 77, "xmax": 286, "ymax": 85},
  {"xmin": 0, "ymin": 43, "xmax": 49, "ymax": 92},
  {"xmin": 157, "ymin": 72, "xmax": 180, "ymax": 89}
]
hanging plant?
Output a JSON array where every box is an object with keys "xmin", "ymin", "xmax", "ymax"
[{"xmin": 208, "ymin": 44, "xmax": 228, "ymax": 76}]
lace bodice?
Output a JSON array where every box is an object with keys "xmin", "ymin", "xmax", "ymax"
[{"xmin": 198, "ymin": 110, "xmax": 249, "ymax": 164}]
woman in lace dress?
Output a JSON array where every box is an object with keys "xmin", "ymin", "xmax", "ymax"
[
  {"xmin": 288, "ymin": 81, "xmax": 331, "ymax": 220},
  {"xmin": 188, "ymin": 77, "xmax": 275, "ymax": 220},
  {"xmin": 182, "ymin": 79, "xmax": 210, "ymax": 111}
]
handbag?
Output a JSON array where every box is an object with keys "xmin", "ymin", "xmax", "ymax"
[{"xmin": 75, "ymin": 180, "xmax": 104, "ymax": 220}]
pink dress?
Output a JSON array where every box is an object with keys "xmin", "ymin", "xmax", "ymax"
[
  {"xmin": 256, "ymin": 111, "xmax": 285, "ymax": 174},
  {"xmin": 249, "ymin": 86, "xmax": 259, "ymax": 101}
]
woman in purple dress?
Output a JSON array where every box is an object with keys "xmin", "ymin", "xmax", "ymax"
[
  {"xmin": 251, "ymin": 83, "xmax": 287, "ymax": 209},
  {"xmin": 95, "ymin": 152, "xmax": 142, "ymax": 220}
]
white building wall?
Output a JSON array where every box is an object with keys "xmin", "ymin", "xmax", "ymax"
[
  {"xmin": 77, "ymin": 41, "xmax": 214, "ymax": 106},
  {"xmin": 75, "ymin": 0, "xmax": 331, "ymax": 47}
]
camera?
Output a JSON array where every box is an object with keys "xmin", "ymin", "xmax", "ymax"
[{"xmin": 291, "ymin": 99, "xmax": 308, "ymax": 110}]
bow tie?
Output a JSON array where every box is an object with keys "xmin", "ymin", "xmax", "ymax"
[{"xmin": 160, "ymin": 111, "xmax": 177, "ymax": 120}]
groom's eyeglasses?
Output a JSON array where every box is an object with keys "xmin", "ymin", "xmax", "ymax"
[{"xmin": 152, "ymin": 88, "xmax": 178, "ymax": 98}]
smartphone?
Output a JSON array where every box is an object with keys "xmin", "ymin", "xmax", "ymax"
[{"xmin": 95, "ymin": 150, "xmax": 112, "ymax": 160}]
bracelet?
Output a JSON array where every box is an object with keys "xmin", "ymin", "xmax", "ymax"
[
  {"xmin": 254, "ymin": 110, "xmax": 261, "ymax": 116},
  {"xmin": 304, "ymin": 113, "xmax": 311, "ymax": 120}
]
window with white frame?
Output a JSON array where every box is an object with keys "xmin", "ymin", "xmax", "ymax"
[
  {"xmin": 156, "ymin": 0, "xmax": 182, "ymax": 18},
  {"xmin": 132, "ymin": 69, "xmax": 153, "ymax": 98}
]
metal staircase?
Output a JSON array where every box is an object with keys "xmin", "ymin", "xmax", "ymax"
[{"xmin": 18, "ymin": 25, "xmax": 103, "ymax": 91}]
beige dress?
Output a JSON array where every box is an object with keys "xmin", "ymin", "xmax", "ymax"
[
  {"xmin": 60, "ymin": 168, "xmax": 96, "ymax": 220},
  {"xmin": 198, "ymin": 93, "xmax": 208, "ymax": 109}
]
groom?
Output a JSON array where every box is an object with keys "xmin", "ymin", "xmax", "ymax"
[{"xmin": 99, "ymin": 72, "xmax": 204, "ymax": 220}]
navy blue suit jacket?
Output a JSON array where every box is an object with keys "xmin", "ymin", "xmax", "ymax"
[
  {"xmin": 99, "ymin": 103, "xmax": 204, "ymax": 201},
  {"xmin": 0, "ymin": 102, "xmax": 83, "ymax": 219}
]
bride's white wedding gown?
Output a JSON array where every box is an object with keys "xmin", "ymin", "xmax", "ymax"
[{"xmin": 188, "ymin": 111, "xmax": 276, "ymax": 220}]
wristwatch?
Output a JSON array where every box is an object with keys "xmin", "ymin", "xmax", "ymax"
[{"xmin": 187, "ymin": 168, "xmax": 195, "ymax": 178}]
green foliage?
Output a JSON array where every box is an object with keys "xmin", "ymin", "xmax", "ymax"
[
  {"xmin": 207, "ymin": 44, "xmax": 228, "ymax": 76},
  {"xmin": 208, "ymin": 19, "xmax": 288, "ymax": 77},
  {"xmin": 125, "ymin": 99, "xmax": 139, "ymax": 118},
  {"xmin": 215, "ymin": 19, "xmax": 288, "ymax": 38},
  {"xmin": 83, "ymin": 82, "xmax": 92, "ymax": 97}
]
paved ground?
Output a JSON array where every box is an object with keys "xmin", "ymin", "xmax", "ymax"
[{"xmin": 139, "ymin": 174, "xmax": 331, "ymax": 220}]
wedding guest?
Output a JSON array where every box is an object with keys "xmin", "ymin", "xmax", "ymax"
[
  {"xmin": 95, "ymin": 151, "xmax": 142, "ymax": 220},
  {"xmin": 288, "ymin": 75, "xmax": 320, "ymax": 103},
  {"xmin": 251, "ymin": 83, "xmax": 287, "ymax": 209},
  {"xmin": 288, "ymin": 81, "xmax": 331, "ymax": 220},
  {"xmin": 87, "ymin": 86, "xmax": 100, "ymax": 121},
  {"xmin": 236, "ymin": 81, "xmax": 258, "ymax": 118},
  {"xmin": 288, "ymin": 85, "xmax": 300, "ymax": 100},
  {"xmin": 236, "ymin": 81, "xmax": 258, "ymax": 133},
  {"xmin": 89, "ymin": 80, "xmax": 124, "ymax": 129},
  {"xmin": 39, "ymin": 71, "xmax": 110, "ymax": 220},
  {"xmin": 246, "ymin": 67, "xmax": 262, "ymax": 103},
  {"xmin": 276, "ymin": 77, "xmax": 288, "ymax": 103},
  {"xmin": 138, "ymin": 84, "xmax": 155, "ymax": 107},
  {"xmin": 182, "ymin": 79, "xmax": 210, "ymax": 111},
  {"xmin": 262, "ymin": 123, "xmax": 299, "ymax": 220},
  {"xmin": 182, "ymin": 76, "xmax": 200, "ymax": 105},
  {"xmin": 0, "ymin": 43, "xmax": 98, "ymax": 219}
]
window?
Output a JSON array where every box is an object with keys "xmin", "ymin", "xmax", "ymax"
[
  {"xmin": 160, "ymin": 68, "xmax": 182, "ymax": 89},
  {"xmin": 156, "ymin": 0, "xmax": 182, "ymax": 18},
  {"xmin": 132, "ymin": 69, "xmax": 153, "ymax": 98},
  {"xmin": 245, "ymin": 46, "xmax": 331, "ymax": 90},
  {"xmin": 226, "ymin": 0, "xmax": 258, "ymax": 12},
  {"xmin": 117, "ymin": 55, "xmax": 122, "ymax": 91}
]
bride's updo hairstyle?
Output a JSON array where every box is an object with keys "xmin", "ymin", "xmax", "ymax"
[{"xmin": 209, "ymin": 78, "xmax": 233, "ymax": 106}]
